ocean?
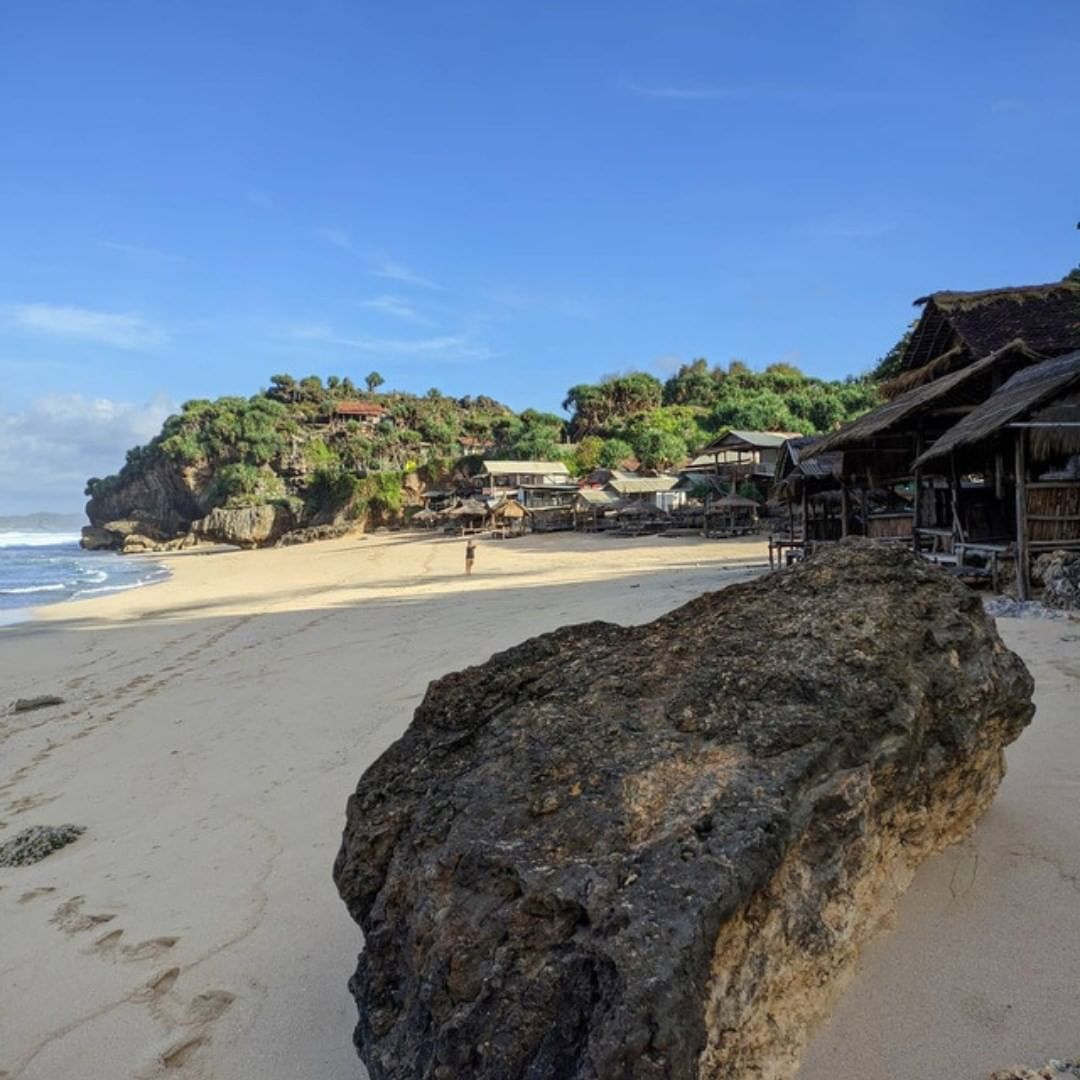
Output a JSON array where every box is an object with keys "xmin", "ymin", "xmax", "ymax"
[{"xmin": 0, "ymin": 531, "xmax": 170, "ymax": 618}]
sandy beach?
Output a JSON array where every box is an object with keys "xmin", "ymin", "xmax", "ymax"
[{"xmin": 1, "ymin": 532, "xmax": 1077, "ymax": 1080}]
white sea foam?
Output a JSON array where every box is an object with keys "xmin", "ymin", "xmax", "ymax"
[
  {"xmin": 0, "ymin": 531, "xmax": 81, "ymax": 549},
  {"xmin": 0, "ymin": 583, "xmax": 67, "ymax": 595}
]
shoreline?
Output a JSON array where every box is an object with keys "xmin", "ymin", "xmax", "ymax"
[{"xmin": 1, "ymin": 532, "xmax": 1076, "ymax": 1080}]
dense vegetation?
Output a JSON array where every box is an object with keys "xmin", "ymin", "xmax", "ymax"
[
  {"xmin": 562, "ymin": 362, "xmax": 878, "ymax": 471},
  {"xmin": 85, "ymin": 362, "xmax": 880, "ymax": 522}
]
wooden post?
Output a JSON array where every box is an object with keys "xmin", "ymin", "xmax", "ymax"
[
  {"xmin": 1014, "ymin": 430, "xmax": 1030, "ymax": 601},
  {"xmin": 859, "ymin": 487, "xmax": 870, "ymax": 537},
  {"xmin": 840, "ymin": 483, "xmax": 850, "ymax": 539},
  {"xmin": 801, "ymin": 484, "xmax": 808, "ymax": 543}
]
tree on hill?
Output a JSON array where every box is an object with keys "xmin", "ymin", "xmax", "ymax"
[{"xmin": 365, "ymin": 371, "xmax": 385, "ymax": 393}]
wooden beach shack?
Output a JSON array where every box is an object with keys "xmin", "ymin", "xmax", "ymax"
[
  {"xmin": 573, "ymin": 488, "xmax": 618, "ymax": 531},
  {"xmin": 913, "ymin": 349, "xmax": 1080, "ymax": 598}
]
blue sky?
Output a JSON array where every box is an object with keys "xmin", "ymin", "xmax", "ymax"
[{"xmin": 1, "ymin": 0, "xmax": 1079, "ymax": 511}]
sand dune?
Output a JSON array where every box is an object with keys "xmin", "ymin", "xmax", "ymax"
[{"xmin": 0, "ymin": 531, "xmax": 1075, "ymax": 1079}]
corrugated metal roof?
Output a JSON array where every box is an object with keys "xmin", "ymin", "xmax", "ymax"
[
  {"xmin": 699, "ymin": 430, "xmax": 802, "ymax": 453},
  {"xmin": 607, "ymin": 477, "xmax": 679, "ymax": 494},
  {"xmin": 479, "ymin": 460, "xmax": 570, "ymax": 476}
]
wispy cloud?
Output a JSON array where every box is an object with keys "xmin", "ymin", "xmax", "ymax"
[
  {"xmin": 621, "ymin": 80, "xmax": 750, "ymax": 102},
  {"xmin": 315, "ymin": 230, "xmax": 443, "ymax": 290},
  {"xmin": 318, "ymin": 226, "xmax": 355, "ymax": 251},
  {"xmin": 621, "ymin": 78, "xmax": 918, "ymax": 110},
  {"xmin": 371, "ymin": 259, "xmax": 442, "ymax": 291},
  {"xmin": 291, "ymin": 324, "xmax": 490, "ymax": 361},
  {"xmin": 360, "ymin": 295, "xmax": 433, "ymax": 325},
  {"xmin": 6, "ymin": 303, "xmax": 166, "ymax": 349},
  {"xmin": 100, "ymin": 240, "xmax": 189, "ymax": 265}
]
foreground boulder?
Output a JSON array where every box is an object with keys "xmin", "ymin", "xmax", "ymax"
[
  {"xmin": 1035, "ymin": 550, "xmax": 1080, "ymax": 610},
  {"xmin": 334, "ymin": 542, "xmax": 1034, "ymax": 1080}
]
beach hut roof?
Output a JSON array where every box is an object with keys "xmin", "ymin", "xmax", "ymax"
[
  {"xmin": 607, "ymin": 476, "xmax": 679, "ymax": 495},
  {"xmin": 334, "ymin": 401, "xmax": 388, "ymax": 417},
  {"xmin": 807, "ymin": 339, "xmax": 1043, "ymax": 457},
  {"xmin": 478, "ymin": 460, "xmax": 570, "ymax": 477},
  {"xmin": 697, "ymin": 429, "xmax": 802, "ymax": 454},
  {"xmin": 894, "ymin": 279, "xmax": 1080, "ymax": 384},
  {"xmin": 448, "ymin": 498, "xmax": 490, "ymax": 517},
  {"xmin": 575, "ymin": 489, "xmax": 618, "ymax": 505},
  {"xmin": 914, "ymin": 350, "xmax": 1080, "ymax": 467},
  {"xmin": 714, "ymin": 494, "xmax": 760, "ymax": 508}
]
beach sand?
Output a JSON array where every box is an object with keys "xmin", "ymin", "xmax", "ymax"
[
  {"xmin": 0, "ymin": 532, "xmax": 764, "ymax": 1079},
  {"xmin": 0, "ymin": 531, "xmax": 1075, "ymax": 1079}
]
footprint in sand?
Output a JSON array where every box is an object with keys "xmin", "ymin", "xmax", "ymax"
[
  {"xmin": 17, "ymin": 885, "xmax": 56, "ymax": 903},
  {"xmin": 50, "ymin": 895, "xmax": 117, "ymax": 934},
  {"xmin": 88, "ymin": 927, "xmax": 125, "ymax": 956},
  {"xmin": 122, "ymin": 936, "xmax": 179, "ymax": 961},
  {"xmin": 133, "ymin": 966, "xmax": 181, "ymax": 1002},
  {"xmin": 137, "ymin": 991, "xmax": 235, "ymax": 1075}
]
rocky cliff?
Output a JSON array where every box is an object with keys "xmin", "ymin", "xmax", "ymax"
[{"xmin": 334, "ymin": 542, "xmax": 1035, "ymax": 1080}]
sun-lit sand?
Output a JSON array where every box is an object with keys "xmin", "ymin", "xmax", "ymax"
[
  {"xmin": 0, "ymin": 531, "xmax": 1076, "ymax": 1080},
  {"xmin": 0, "ymin": 531, "xmax": 765, "ymax": 1079}
]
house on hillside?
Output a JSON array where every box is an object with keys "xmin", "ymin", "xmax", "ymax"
[
  {"xmin": 331, "ymin": 401, "xmax": 389, "ymax": 430},
  {"xmin": 475, "ymin": 460, "xmax": 571, "ymax": 494}
]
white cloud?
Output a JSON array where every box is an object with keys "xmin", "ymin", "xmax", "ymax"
[
  {"xmin": 360, "ymin": 295, "xmax": 433, "ymax": 325},
  {"xmin": 7, "ymin": 303, "xmax": 166, "ymax": 349},
  {"xmin": 0, "ymin": 393, "xmax": 175, "ymax": 514},
  {"xmin": 291, "ymin": 324, "xmax": 491, "ymax": 361},
  {"xmin": 371, "ymin": 260, "xmax": 442, "ymax": 291}
]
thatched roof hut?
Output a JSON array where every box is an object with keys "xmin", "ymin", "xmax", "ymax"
[
  {"xmin": 887, "ymin": 280, "xmax": 1080, "ymax": 397},
  {"xmin": 807, "ymin": 340, "xmax": 1043, "ymax": 482},
  {"xmin": 915, "ymin": 350, "xmax": 1080, "ymax": 469}
]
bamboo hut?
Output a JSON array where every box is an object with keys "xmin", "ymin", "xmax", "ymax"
[
  {"xmin": 446, "ymin": 498, "xmax": 490, "ymax": 534},
  {"xmin": 489, "ymin": 498, "xmax": 529, "ymax": 538},
  {"xmin": 914, "ymin": 350, "xmax": 1080, "ymax": 598},
  {"xmin": 704, "ymin": 494, "xmax": 759, "ymax": 538}
]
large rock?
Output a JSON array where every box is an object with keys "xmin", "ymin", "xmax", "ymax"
[
  {"xmin": 191, "ymin": 503, "xmax": 296, "ymax": 548},
  {"xmin": 334, "ymin": 542, "xmax": 1035, "ymax": 1080},
  {"xmin": 1035, "ymin": 550, "xmax": 1080, "ymax": 610},
  {"xmin": 86, "ymin": 460, "xmax": 204, "ymax": 537}
]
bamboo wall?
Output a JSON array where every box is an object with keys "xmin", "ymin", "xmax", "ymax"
[{"xmin": 1026, "ymin": 483, "xmax": 1080, "ymax": 544}]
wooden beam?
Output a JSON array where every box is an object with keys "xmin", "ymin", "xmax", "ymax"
[
  {"xmin": 840, "ymin": 484, "xmax": 850, "ymax": 539},
  {"xmin": 1014, "ymin": 431, "xmax": 1030, "ymax": 601}
]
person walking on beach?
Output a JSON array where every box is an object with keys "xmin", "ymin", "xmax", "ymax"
[{"xmin": 465, "ymin": 539, "xmax": 477, "ymax": 576}]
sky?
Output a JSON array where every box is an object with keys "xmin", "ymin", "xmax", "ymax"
[{"xmin": 1, "ymin": 0, "xmax": 1079, "ymax": 513}]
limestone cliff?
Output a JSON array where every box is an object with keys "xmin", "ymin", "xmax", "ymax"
[{"xmin": 334, "ymin": 542, "xmax": 1034, "ymax": 1080}]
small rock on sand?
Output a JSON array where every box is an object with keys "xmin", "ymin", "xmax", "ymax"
[
  {"xmin": 12, "ymin": 695, "xmax": 65, "ymax": 714},
  {"xmin": 991, "ymin": 1061, "xmax": 1080, "ymax": 1079},
  {"xmin": 0, "ymin": 825, "xmax": 85, "ymax": 867}
]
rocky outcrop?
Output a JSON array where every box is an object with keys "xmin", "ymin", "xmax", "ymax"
[
  {"xmin": 275, "ymin": 522, "xmax": 356, "ymax": 546},
  {"xmin": 992, "ymin": 1062, "xmax": 1080, "ymax": 1080},
  {"xmin": 1035, "ymin": 550, "xmax": 1080, "ymax": 610},
  {"xmin": 334, "ymin": 542, "xmax": 1035, "ymax": 1080},
  {"xmin": 191, "ymin": 504, "xmax": 297, "ymax": 548},
  {"xmin": 85, "ymin": 460, "xmax": 204, "ymax": 539}
]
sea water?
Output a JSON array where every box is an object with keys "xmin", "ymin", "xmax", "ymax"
[{"xmin": 0, "ymin": 531, "xmax": 170, "ymax": 618}]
